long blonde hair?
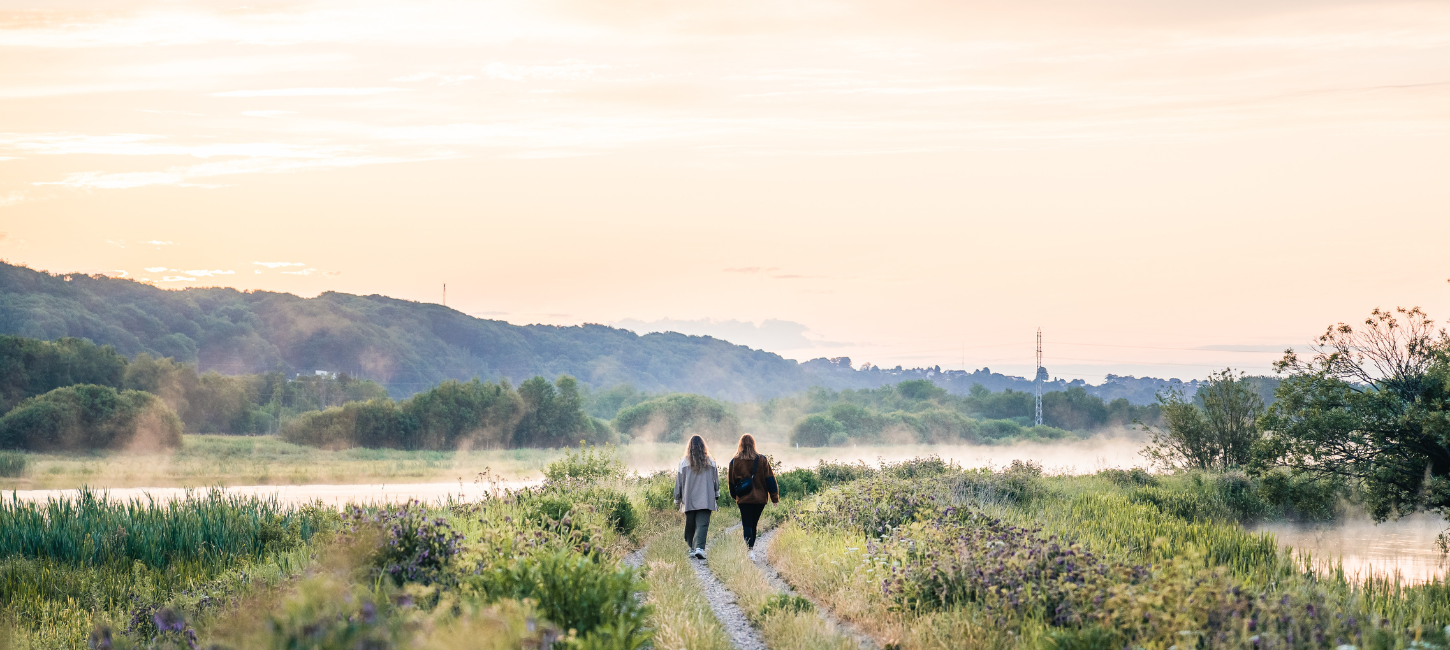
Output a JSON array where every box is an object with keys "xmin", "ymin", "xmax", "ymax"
[
  {"xmin": 686, "ymin": 435, "xmax": 711, "ymax": 472},
  {"xmin": 735, "ymin": 433, "xmax": 758, "ymax": 461}
]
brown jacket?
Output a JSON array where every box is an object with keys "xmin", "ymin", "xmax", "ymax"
[{"xmin": 728, "ymin": 454, "xmax": 779, "ymax": 505}]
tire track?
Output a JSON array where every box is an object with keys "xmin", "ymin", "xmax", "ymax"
[
  {"xmin": 755, "ymin": 528, "xmax": 880, "ymax": 650},
  {"xmin": 691, "ymin": 524, "xmax": 768, "ymax": 650}
]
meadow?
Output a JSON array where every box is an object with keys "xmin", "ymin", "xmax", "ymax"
[{"xmin": 2, "ymin": 445, "xmax": 1448, "ymax": 649}]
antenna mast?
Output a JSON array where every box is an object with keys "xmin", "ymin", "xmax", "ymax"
[
  {"xmin": 443, "ymin": 283, "xmax": 447, "ymax": 307},
  {"xmin": 1034, "ymin": 327, "xmax": 1044, "ymax": 426}
]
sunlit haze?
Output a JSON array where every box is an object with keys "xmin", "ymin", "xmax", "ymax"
[{"xmin": 3, "ymin": 0, "xmax": 1448, "ymax": 381}]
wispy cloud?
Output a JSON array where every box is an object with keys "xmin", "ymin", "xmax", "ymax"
[
  {"xmin": 282, "ymin": 268, "xmax": 318, "ymax": 275},
  {"xmin": 392, "ymin": 72, "xmax": 477, "ymax": 85},
  {"xmin": 182, "ymin": 269, "xmax": 234, "ymax": 277},
  {"xmin": 0, "ymin": 192, "xmax": 25, "ymax": 208},
  {"xmin": 160, "ymin": 275, "xmax": 195, "ymax": 282},
  {"xmin": 34, "ymin": 153, "xmax": 440, "ymax": 189},
  {"xmin": 144, "ymin": 266, "xmax": 168, "ymax": 272},
  {"xmin": 241, "ymin": 110, "xmax": 296, "ymax": 118},
  {"xmin": 484, "ymin": 61, "xmax": 611, "ymax": 81},
  {"xmin": 210, "ymin": 87, "xmax": 406, "ymax": 97},
  {"xmin": 252, "ymin": 261, "xmax": 304, "ymax": 268},
  {"xmin": 144, "ymin": 240, "xmax": 174, "ymax": 246}
]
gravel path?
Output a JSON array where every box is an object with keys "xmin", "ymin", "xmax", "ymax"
[
  {"xmin": 756, "ymin": 528, "xmax": 880, "ymax": 650},
  {"xmin": 692, "ymin": 524, "xmax": 769, "ymax": 650}
]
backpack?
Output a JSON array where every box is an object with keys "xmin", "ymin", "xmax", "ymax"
[{"xmin": 729, "ymin": 456, "xmax": 760, "ymax": 498}]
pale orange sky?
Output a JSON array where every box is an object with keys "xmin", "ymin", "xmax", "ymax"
[{"xmin": 1, "ymin": 0, "xmax": 1448, "ymax": 382}]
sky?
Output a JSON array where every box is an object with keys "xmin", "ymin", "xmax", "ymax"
[{"xmin": 1, "ymin": 0, "xmax": 1448, "ymax": 382}]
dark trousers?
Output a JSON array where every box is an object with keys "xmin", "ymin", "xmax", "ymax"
[
  {"xmin": 738, "ymin": 502, "xmax": 766, "ymax": 549},
  {"xmin": 684, "ymin": 509, "xmax": 711, "ymax": 550}
]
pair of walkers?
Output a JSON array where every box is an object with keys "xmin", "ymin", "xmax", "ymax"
[{"xmin": 672, "ymin": 433, "xmax": 778, "ymax": 560}]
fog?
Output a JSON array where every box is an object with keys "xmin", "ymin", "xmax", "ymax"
[{"xmin": 1256, "ymin": 513, "xmax": 1450, "ymax": 586}]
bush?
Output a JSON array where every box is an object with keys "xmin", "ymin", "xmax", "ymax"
[
  {"xmin": 790, "ymin": 414, "xmax": 844, "ymax": 447},
  {"xmin": 348, "ymin": 501, "xmax": 464, "ymax": 586},
  {"xmin": 758, "ymin": 593, "xmax": 813, "ymax": 618},
  {"xmin": 612, "ymin": 393, "xmax": 739, "ymax": 444},
  {"xmin": 775, "ymin": 468, "xmax": 820, "ymax": 500},
  {"xmin": 1097, "ymin": 467, "xmax": 1157, "ymax": 488},
  {"xmin": 815, "ymin": 459, "xmax": 875, "ymax": 486},
  {"xmin": 545, "ymin": 442, "xmax": 626, "ymax": 483},
  {"xmin": 525, "ymin": 487, "xmax": 640, "ymax": 536},
  {"xmin": 0, "ymin": 384, "xmax": 181, "ymax": 451},
  {"xmin": 0, "ymin": 451, "xmax": 26, "ymax": 477},
  {"xmin": 476, "ymin": 548, "xmax": 649, "ymax": 649}
]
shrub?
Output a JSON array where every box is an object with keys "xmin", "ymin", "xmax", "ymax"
[
  {"xmin": 790, "ymin": 414, "xmax": 843, "ymax": 447},
  {"xmin": 0, "ymin": 451, "xmax": 27, "ymax": 477},
  {"xmin": 758, "ymin": 593, "xmax": 813, "ymax": 618},
  {"xmin": 0, "ymin": 384, "xmax": 181, "ymax": 451},
  {"xmin": 1097, "ymin": 467, "xmax": 1157, "ymax": 488},
  {"xmin": 612, "ymin": 393, "xmax": 739, "ymax": 444},
  {"xmin": 348, "ymin": 501, "xmax": 464, "ymax": 586},
  {"xmin": 641, "ymin": 470, "xmax": 675, "ymax": 512},
  {"xmin": 526, "ymin": 487, "xmax": 639, "ymax": 536},
  {"xmin": 545, "ymin": 442, "xmax": 626, "ymax": 483},
  {"xmin": 775, "ymin": 468, "xmax": 820, "ymax": 500},
  {"xmin": 814, "ymin": 459, "xmax": 875, "ymax": 486},
  {"xmin": 475, "ymin": 548, "xmax": 650, "ymax": 649}
]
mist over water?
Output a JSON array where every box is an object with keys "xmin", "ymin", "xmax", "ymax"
[{"xmin": 1255, "ymin": 513, "xmax": 1450, "ymax": 585}]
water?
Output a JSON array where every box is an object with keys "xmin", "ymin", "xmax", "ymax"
[
  {"xmin": 6, "ymin": 479, "xmax": 542, "ymax": 508},
  {"xmin": 1255, "ymin": 513, "xmax": 1450, "ymax": 584}
]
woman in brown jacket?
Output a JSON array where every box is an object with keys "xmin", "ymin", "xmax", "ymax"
[{"xmin": 727, "ymin": 434, "xmax": 778, "ymax": 559}]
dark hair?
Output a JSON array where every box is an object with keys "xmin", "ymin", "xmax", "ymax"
[
  {"xmin": 686, "ymin": 435, "xmax": 711, "ymax": 472},
  {"xmin": 735, "ymin": 434, "xmax": 758, "ymax": 461}
]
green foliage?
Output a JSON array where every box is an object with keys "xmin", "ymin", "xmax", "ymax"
[
  {"xmin": 0, "ymin": 335, "xmax": 127, "ymax": 413},
  {"xmin": 758, "ymin": 593, "xmax": 813, "ymax": 618},
  {"xmin": 583, "ymin": 384, "xmax": 651, "ymax": 420},
  {"xmin": 1260, "ymin": 306, "xmax": 1450, "ymax": 521},
  {"xmin": 545, "ymin": 442, "xmax": 627, "ymax": 483},
  {"xmin": 1095, "ymin": 467, "xmax": 1156, "ymax": 487},
  {"xmin": 282, "ymin": 376, "xmax": 612, "ymax": 450},
  {"xmin": 0, "ymin": 261, "xmax": 809, "ymax": 400},
  {"xmin": 0, "ymin": 384, "xmax": 182, "ymax": 451},
  {"xmin": 611, "ymin": 393, "xmax": 739, "ymax": 443},
  {"xmin": 775, "ymin": 468, "xmax": 821, "ymax": 499},
  {"xmin": 0, "ymin": 450, "xmax": 26, "ymax": 477},
  {"xmin": 790, "ymin": 413, "xmax": 843, "ymax": 447},
  {"xmin": 474, "ymin": 549, "xmax": 650, "ymax": 648},
  {"xmin": 1143, "ymin": 369, "xmax": 1264, "ymax": 471}
]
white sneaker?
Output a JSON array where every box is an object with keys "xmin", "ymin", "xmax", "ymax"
[
  {"xmin": 694, "ymin": 548, "xmax": 707, "ymax": 560},
  {"xmin": 687, "ymin": 549, "xmax": 695, "ymax": 559},
  {"xmin": 749, "ymin": 550, "xmax": 756, "ymax": 561}
]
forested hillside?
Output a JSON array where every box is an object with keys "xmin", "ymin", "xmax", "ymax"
[{"xmin": 0, "ymin": 262, "xmax": 808, "ymax": 400}]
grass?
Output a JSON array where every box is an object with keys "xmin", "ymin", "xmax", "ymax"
[
  {"xmin": 640, "ymin": 516, "xmax": 734, "ymax": 650},
  {"xmin": 771, "ymin": 458, "xmax": 1450, "ymax": 650},
  {"xmin": 704, "ymin": 511, "xmax": 858, "ymax": 650}
]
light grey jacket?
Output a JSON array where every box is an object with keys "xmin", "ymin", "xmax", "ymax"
[{"xmin": 673, "ymin": 457, "xmax": 719, "ymax": 513}]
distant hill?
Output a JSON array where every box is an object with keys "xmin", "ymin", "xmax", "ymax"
[
  {"xmin": 0, "ymin": 262, "xmax": 1225, "ymax": 404},
  {"xmin": 0, "ymin": 262, "xmax": 808, "ymax": 401}
]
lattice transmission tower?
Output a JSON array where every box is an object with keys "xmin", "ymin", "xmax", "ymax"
[{"xmin": 1034, "ymin": 327, "xmax": 1046, "ymax": 426}]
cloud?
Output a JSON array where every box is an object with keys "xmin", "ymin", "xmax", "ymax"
[
  {"xmin": 160, "ymin": 275, "xmax": 196, "ymax": 282},
  {"xmin": 33, "ymin": 152, "xmax": 443, "ymax": 190},
  {"xmin": 136, "ymin": 109, "xmax": 203, "ymax": 117},
  {"xmin": 109, "ymin": 270, "xmax": 128, "ymax": 278},
  {"xmin": 0, "ymin": 192, "xmax": 24, "ymax": 208},
  {"xmin": 391, "ymin": 72, "xmax": 477, "ymax": 85},
  {"xmin": 210, "ymin": 87, "xmax": 406, "ymax": 97},
  {"xmin": 241, "ymin": 110, "xmax": 297, "ymax": 118},
  {"xmin": 484, "ymin": 61, "xmax": 611, "ymax": 82},
  {"xmin": 612, "ymin": 317, "xmax": 850, "ymax": 352},
  {"xmin": 0, "ymin": 133, "xmax": 357, "ymax": 159},
  {"xmin": 282, "ymin": 268, "xmax": 318, "ymax": 275},
  {"xmin": 324, "ymin": 270, "xmax": 342, "ymax": 276},
  {"xmin": 143, "ymin": 240, "xmax": 174, "ymax": 245},
  {"xmin": 144, "ymin": 266, "xmax": 167, "ymax": 272},
  {"xmin": 253, "ymin": 261, "xmax": 304, "ymax": 268},
  {"xmin": 182, "ymin": 269, "xmax": 234, "ymax": 277}
]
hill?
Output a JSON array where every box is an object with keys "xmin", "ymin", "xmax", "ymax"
[{"xmin": 0, "ymin": 262, "xmax": 808, "ymax": 401}]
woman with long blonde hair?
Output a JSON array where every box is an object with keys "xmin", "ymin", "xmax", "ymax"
[
  {"xmin": 673, "ymin": 435, "xmax": 718, "ymax": 559},
  {"xmin": 727, "ymin": 433, "xmax": 778, "ymax": 560}
]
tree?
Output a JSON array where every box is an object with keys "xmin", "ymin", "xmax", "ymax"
[
  {"xmin": 1260, "ymin": 307, "xmax": 1450, "ymax": 521},
  {"xmin": 1143, "ymin": 369, "xmax": 1264, "ymax": 471},
  {"xmin": 791, "ymin": 414, "xmax": 844, "ymax": 447},
  {"xmin": 0, "ymin": 384, "xmax": 182, "ymax": 451}
]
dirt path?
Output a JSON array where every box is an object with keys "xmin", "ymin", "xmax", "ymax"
[
  {"xmin": 690, "ymin": 525, "xmax": 769, "ymax": 650},
  {"xmin": 756, "ymin": 528, "xmax": 880, "ymax": 650}
]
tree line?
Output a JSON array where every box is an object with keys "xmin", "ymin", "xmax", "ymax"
[{"xmin": 777, "ymin": 379, "xmax": 1166, "ymax": 447}]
